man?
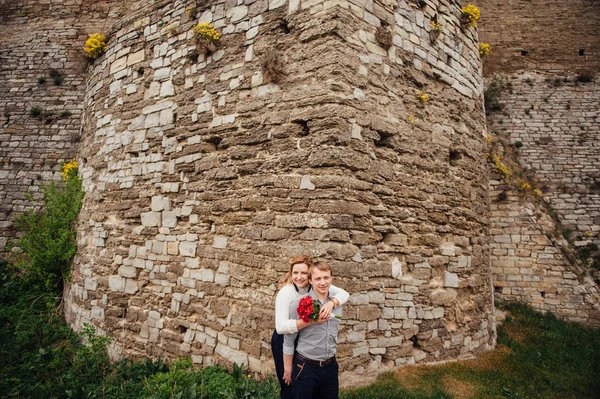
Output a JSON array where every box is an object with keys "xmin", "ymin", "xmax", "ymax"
[{"xmin": 282, "ymin": 262, "xmax": 343, "ymax": 399}]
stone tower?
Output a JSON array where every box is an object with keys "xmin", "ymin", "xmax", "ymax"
[{"xmin": 2, "ymin": 0, "xmax": 495, "ymax": 384}]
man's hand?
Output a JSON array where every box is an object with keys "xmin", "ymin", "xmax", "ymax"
[
  {"xmin": 319, "ymin": 299, "xmax": 338, "ymax": 320},
  {"xmin": 283, "ymin": 367, "xmax": 292, "ymax": 385}
]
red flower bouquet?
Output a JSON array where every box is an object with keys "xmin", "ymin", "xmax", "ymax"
[
  {"xmin": 297, "ymin": 297, "xmax": 341, "ymax": 323},
  {"xmin": 297, "ymin": 296, "xmax": 320, "ymax": 323}
]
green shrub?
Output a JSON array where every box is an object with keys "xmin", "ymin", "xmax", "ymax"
[
  {"xmin": 30, "ymin": 106, "xmax": 43, "ymax": 118},
  {"xmin": 484, "ymin": 80, "xmax": 505, "ymax": 114},
  {"xmin": 14, "ymin": 161, "xmax": 83, "ymax": 290}
]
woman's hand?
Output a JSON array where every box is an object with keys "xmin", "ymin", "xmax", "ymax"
[
  {"xmin": 283, "ymin": 367, "xmax": 292, "ymax": 385},
  {"xmin": 319, "ymin": 300, "xmax": 336, "ymax": 320}
]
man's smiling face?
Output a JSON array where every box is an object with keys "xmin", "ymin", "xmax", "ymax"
[{"xmin": 310, "ymin": 267, "xmax": 332, "ymax": 297}]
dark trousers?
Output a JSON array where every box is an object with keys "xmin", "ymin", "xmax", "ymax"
[
  {"xmin": 271, "ymin": 330, "xmax": 293, "ymax": 399},
  {"xmin": 292, "ymin": 357, "xmax": 339, "ymax": 399}
]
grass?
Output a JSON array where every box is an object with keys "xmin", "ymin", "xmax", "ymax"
[{"xmin": 342, "ymin": 303, "xmax": 600, "ymax": 399}]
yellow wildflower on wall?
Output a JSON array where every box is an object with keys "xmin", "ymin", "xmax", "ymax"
[
  {"xmin": 461, "ymin": 4, "xmax": 481, "ymax": 28},
  {"xmin": 61, "ymin": 159, "xmax": 78, "ymax": 181},
  {"xmin": 84, "ymin": 33, "xmax": 107, "ymax": 59},
  {"xmin": 533, "ymin": 188, "xmax": 543, "ymax": 198},
  {"xmin": 520, "ymin": 181, "xmax": 531, "ymax": 191},
  {"xmin": 479, "ymin": 43, "xmax": 492, "ymax": 57},
  {"xmin": 429, "ymin": 20, "xmax": 443, "ymax": 32},
  {"xmin": 415, "ymin": 92, "xmax": 429, "ymax": 104},
  {"xmin": 193, "ymin": 23, "xmax": 221, "ymax": 43}
]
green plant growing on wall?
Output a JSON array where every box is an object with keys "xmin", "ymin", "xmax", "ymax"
[
  {"xmin": 193, "ymin": 22, "xmax": 221, "ymax": 54},
  {"xmin": 37, "ymin": 76, "xmax": 47, "ymax": 84},
  {"xmin": 49, "ymin": 68, "xmax": 64, "ymax": 85},
  {"xmin": 84, "ymin": 33, "xmax": 107, "ymax": 59},
  {"xmin": 14, "ymin": 159, "xmax": 83, "ymax": 290},
  {"xmin": 185, "ymin": 6, "xmax": 197, "ymax": 18},
  {"xmin": 59, "ymin": 110, "xmax": 72, "ymax": 119},
  {"xmin": 484, "ymin": 80, "xmax": 505, "ymax": 114},
  {"xmin": 30, "ymin": 106, "xmax": 43, "ymax": 118}
]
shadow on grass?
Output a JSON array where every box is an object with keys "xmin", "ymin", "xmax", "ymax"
[{"xmin": 342, "ymin": 303, "xmax": 600, "ymax": 399}]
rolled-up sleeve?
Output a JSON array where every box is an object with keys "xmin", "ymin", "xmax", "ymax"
[{"xmin": 329, "ymin": 284, "xmax": 349, "ymax": 306}]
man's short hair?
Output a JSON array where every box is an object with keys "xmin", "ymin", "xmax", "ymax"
[{"xmin": 309, "ymin": 262, "xmax": 332, "ymax": 278}]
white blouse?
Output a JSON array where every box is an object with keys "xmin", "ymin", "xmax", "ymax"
[{"xmin": 274, "ymin": 283, "xmax": 349, "ymax": 335}]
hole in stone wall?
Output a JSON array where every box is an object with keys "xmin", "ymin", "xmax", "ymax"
[
  {"xmin": 449, "ymin": 149, "xmax": 462, "ymax": 166},
  {"xmin": 179, "ymin": 325, "xmax": 187, "ymax": 334},
  {"xmin": 137, "ymin": 66, "xmax": 145, "ymax": 76},
  {"xmin": 494, "ymin": 286, "xmax": 502, "ymax": 294},
  {"xmin": 540, "ymin": 291, "xmax": 546, "ymax": 298},
  {"xmin": 497, "ymin": 191, "xmax": 508, "ymax": 201},
  {"xmin": 205, "ymin": 136, "xmax": 223, "ymax": 150},
  {"xmin": 446, "ymin": 56, "xmax": 452, "ymax": 67},
  {"xmin": 521, "ymin": 50, "xmax": 529, "ymax": 56},
  {"xmin": 409, "ymin": 334, "xmax": 420, "ymax": 349},
  {"xmin": 279, "ymin": 19, "xmax": 291, "ymax": 34},
  {"xmin": 173, "ymin": 113, "xmax": 177, "ymax": 123},
  {"xmin": 292, "ymin": 119, "xmax": 310, "ymax": 136},
  {"xmin": 579, "ymin": 49, "xmax": 585, "ymax": 56}
]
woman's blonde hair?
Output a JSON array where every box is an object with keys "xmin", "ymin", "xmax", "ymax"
[{"xmin": 277, "ymin": 255, "xmax": 314, "ymax": 289}]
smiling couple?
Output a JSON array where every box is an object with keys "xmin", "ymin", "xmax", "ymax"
[{"xmin": 271, "ymin": 255, "xmax": 349, "ymax": 399}]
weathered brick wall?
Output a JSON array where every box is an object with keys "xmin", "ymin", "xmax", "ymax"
[
  {"xmin": 490, "ymin": 174, "xmax": 600, "ymax": 327},
  {"xmin": 475, "ymin": 0, "xmax": 600, "ymax": 73},
  {"xmin": 0, "ymin": 0, "xmax": 141, "ymax": 251},
  {"xmin": 63, "ymin": 0, "xmax": 494, "ymax": 384},
  {"xmin": 487, "ymin": 72, "xmax": 600, "ymax": 248}
]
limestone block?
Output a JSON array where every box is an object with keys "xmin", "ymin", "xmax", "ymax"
[
  {"xmin": 215, "ymin": 273, "xmax": 230, "ymax": 286},
  {"xmin": 227, "ymin": 6, "xmax": 248, "ymax": 22},
  {"xmin": 110, "ymin": 57, "xmax": 127, "ymax": 75},
  {"xmin": 162, "ymin": 211, "xmax": 178, "ymax": 228},
  {"xmin": 179, "ymin": 242, "xmax": 197, "ymax": 257},
  {"xmin": 444, "ymin": 271, "xmax": 459, "ymax": 288},
  {"xmin": 391, "ymin": 257, "xmax": 403, "ymax": 279},
  {"xmin": 109, "ymin": 275, "xmax": 125, "ymax": 291},
  {"xmin": 151, "ymin": 195, "xmax": 171, "ymax": 212},
  {"xmin": 160, "ymin": 81, "xmax": 175, "ymax": 97},
  {"xmin": 141, "ymin": 212, "xmax": 161, "ymax": 227},
  {"xmin": 125, "ymin": 279, "xmax": 139, "ymax": 294},
  {"xmin": 160, "ymin": 108, "xmax": 174, "ymax": 125},
  {"xmin": 215, "ymin": 343, "xmax": 248, "ymax": 366},
  {"xmin": 127, "ymin": 49, "xmax": 145, "ymax": 66},
  {"xmin": 213, "ymin": 236, "xmax": 228, "ymax": 249},
  {"xmin": 201, "ymin": 269, "xmax": 214, "ymax": 282},
  {"xmin": 118, "ymin": 265, "xmax": 137, "ymax": 278},
  {"xmin": 300, "ymin": 176, "xmax": 315, "ymax": 190},
  {"xmin": 154, "ymin": 67, "xmax": 171, "ymax": 81}
]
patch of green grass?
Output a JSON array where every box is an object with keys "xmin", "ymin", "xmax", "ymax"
[{"xmin": 342, "ymin": 303, "xmax": 600, "ymax": 399}]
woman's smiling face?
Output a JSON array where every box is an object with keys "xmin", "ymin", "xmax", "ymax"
[{"xmin": 291, "ymin": 263, "xmax": 309, "ymax": 288}]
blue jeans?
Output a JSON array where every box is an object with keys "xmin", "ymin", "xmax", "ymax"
[{"xmin": 292, "ymin": 356, "xmax": 339, "ymax": 399}]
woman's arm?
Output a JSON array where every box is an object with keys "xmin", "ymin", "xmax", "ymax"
[{"xmin": 275, "ymin": 285, "xmax": 300, "ymax": 334}]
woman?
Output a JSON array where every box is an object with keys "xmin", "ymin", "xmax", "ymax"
[{"xmin": 271, "ymin": 255, "xmax": 349, "ymax": 399}]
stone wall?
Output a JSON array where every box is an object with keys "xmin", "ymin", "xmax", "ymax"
[
  {"xmin": 475, "ymin": 0, "xmax": 600, "ymax": 73},
  {"xmin": 63, "ymin": 0, "xmax": 494, "ymax": 384},
  {"xmin": 487, "ymin": 72, "xmax": 600, "ymax": 246},
  {"xmin": 490, "ymin": 173, "xmax": 600, "ymax": 327},
  {"xmin": 0, "ymin": 0, "xmax": 141, "ymax": 251}
]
